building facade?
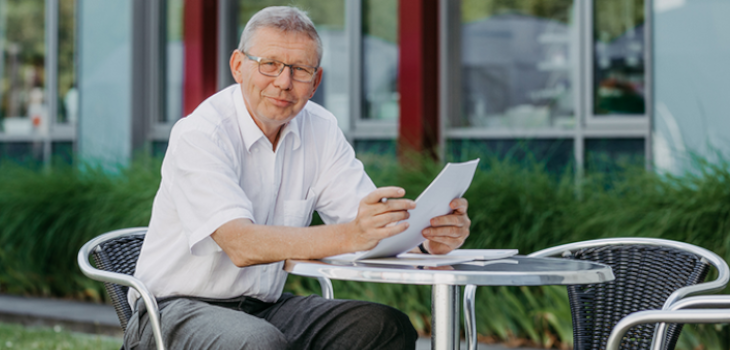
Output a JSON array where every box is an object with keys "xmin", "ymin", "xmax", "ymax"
[{"xmin": 0, "ymin": 0, "xmax": 728, "ymax": 174}]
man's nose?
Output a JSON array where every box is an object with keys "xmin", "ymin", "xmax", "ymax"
[{"xmin": 273, "ymin": 66, "xmax": 293, "ymax": 90}]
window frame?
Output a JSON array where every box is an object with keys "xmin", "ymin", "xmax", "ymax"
[{"xmin": 347, "ymin": 0, "xmax": 399, "ymax": 144}]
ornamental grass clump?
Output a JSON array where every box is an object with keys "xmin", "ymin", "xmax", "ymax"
[
  {"xmin": 0, "ymin": 158, "xmax": 160, "ymax": 300},
  {"xmin": 0, "ymin": 153, "xmax": 728, "ymax": 349}
]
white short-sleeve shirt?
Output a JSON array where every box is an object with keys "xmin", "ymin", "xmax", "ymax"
[{"xmin": 129, "ymin": 84, "xmax": 375, "ymax": 306}]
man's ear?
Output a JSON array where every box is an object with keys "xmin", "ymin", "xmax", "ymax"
[
  {"xmin": 230, "ymin": 51, "xmax": 245, "ymax": 84},
  {"xmin": 309, "ymin": 67, "xmax": 324, "ymax": 99}
]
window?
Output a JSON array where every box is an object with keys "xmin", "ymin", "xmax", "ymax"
[
  {"xmin": 345, "ymin": 0, "xmax": 398, "ymax": 156},
  {"xmin": 444, "ymin": 0, "xmax": 651, "ymax": 172},
  {"xmin": 458, "ymin": 0, "xmax": 576, "ymax": 130},
  {"xmin": 362, "ymin": 0, "xmax": 398, "ymax": 122},
  {"xmin": 585, "ymin": 138, "xmax": 645, "ymax": 172},
  {"xmin": 58, "ymin": 0, "xmax": 77, "ymax": 126},
  {"xmin": 148, "ymin": 0, "xmax": 184, "ymax": 152},
  {"xmin": 1, "ymin": 0, "xmax": 47, "ymax": 135},
  {"xmin": 449, "ymin": 138, "xmax": 574, "ymax": 173},
  {"xmin": 0, "ymin": 0, "xmax": 76, "ymax": 164},
  {"xmin": 592, "ymin": 0, "xmax": 646, "ymax": 117}
]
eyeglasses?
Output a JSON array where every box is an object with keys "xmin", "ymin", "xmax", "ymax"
[{"xmin": 243, "ymin": 52, "xmax": 318, "ymax": 83}]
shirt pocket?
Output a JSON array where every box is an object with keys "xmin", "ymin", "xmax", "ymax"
[{"xmin": 281, "ymin": 189, "xmax": 316, "ymax": 227}]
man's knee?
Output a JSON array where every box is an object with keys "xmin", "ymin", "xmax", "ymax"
[
  {"xmin": 233, "ymin": 320, "xmax": 288, "ymax": 350},
  {"xmin": 355, "ymin": 303, "xmax": 418, "ymax": 347}
]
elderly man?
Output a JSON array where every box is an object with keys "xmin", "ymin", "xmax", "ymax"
[{"xmin": 125, "ymin": 6, "xmax": 470, "ymax": 350}]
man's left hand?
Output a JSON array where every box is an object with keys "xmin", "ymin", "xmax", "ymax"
[{"xmin": 421, "ymin": 198, "xmax": 470, "ymax": 255}]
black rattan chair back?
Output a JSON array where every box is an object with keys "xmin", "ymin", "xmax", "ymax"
[
  {"xmin": 566, "ymin": 244, "xmax": 710, "ymax": 350},
  {"xmin": 91, "ymin": 234, "xmax": 145, "ymax": 331}
]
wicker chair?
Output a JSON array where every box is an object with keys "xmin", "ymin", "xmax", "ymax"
[
  {"xmin": 462, "ymin": 238, "xmax": 729, "ymax": 350},
  {"xmin": 78, "ymin": 227, "xmax": 335, "ymax": 350}
]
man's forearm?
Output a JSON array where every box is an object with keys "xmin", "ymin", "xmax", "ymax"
[
  {"xmin": 212, "ymin": 218, "xmax": 355, "ymax": 267},
  {"xmin": 212, "ymin": 188, "xmax": 418, "ymax": 267}
]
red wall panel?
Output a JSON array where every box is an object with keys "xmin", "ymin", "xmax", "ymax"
[
  {"xmin": 398, "ymin": 0, "xmax": 439, "ymax": 159},
  {"xmin": 183, "ymin": 0, "xmax": 218, "ymax": 116}
]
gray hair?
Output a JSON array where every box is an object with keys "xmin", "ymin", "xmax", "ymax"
[{"xmin": 238, "ymin": 6, "xmax": 322, "ymax": 65}]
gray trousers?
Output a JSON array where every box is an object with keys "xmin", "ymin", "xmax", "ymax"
[{"xmin": 124, "ymin": 293, "xmax": 417, "ymax": 350}]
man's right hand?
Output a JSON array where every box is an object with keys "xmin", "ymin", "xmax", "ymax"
[{"xmin": 347, "ymin": 187, "xmax": 415, "ymax": 252}]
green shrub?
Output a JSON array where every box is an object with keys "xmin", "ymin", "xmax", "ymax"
[
  {"xmin": 0, "ymin": 158, "xmax": 160, "ymax": 300},
  {"xmin": 0, "ymin": 154, "xmax": 728, "ymax": 349}
]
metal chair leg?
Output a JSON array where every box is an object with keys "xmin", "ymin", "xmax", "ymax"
[
  {"xmin": 464, "ymin": 284, "xmax": 478, "ymax": 350},
  {"xmin": 318, "ymin": 277, "xmax": 334, "ymax": 299}
]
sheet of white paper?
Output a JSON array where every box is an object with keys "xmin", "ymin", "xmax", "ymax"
[
  {"xmin": 324, "ymin": 249, "xmax": 517, "ymax": 266},
  {"xmin": 442, "ymin": 249, "xmax": 518, "ymax": 260},
  {"xmin": 323, "ymin": 252, "xmax": 364, "ymax": 262},
  {"xmin": 397, "ymin": 249, "xmax": 517, "ymax": 261},
  {"xmin": 460, "ymin": 259, "xmax": 519, "ymax": 267},
  {"xmin": 355, "ymin": 255, "xmax": 475, "ymax": 267},
  {"xmin": 352, "ymin": 159, "xmax": 480, "ymax": 260}
]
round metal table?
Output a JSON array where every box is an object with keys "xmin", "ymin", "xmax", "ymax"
[{"xmin": 285, "ymin": 256, "xmax": 614, "ymax": 350}]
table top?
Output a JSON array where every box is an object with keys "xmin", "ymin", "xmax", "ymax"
[{"xmin": 284, "ymin": 256, "xmax": 614, "ymax": 286}]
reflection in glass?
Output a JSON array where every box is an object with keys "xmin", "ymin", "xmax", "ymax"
[
  {"xmin": 362, "ymin": 0, "xmax": 398, "ymax": 121},
  {"xmin": 58, "ymin": 0, "xmax": 77, "ymax": 125},
  {"xmin": 459, "ymin": 0, "xmax": 575, "ymax": 129},
  {"xmin": 585, "ymin": 138, "xmax": 644, "ymax": 172},
  {"xmin": 593, "ymin": 0, "xmax": 645, "ymax": 115},
  {"xmin": 51, "ymin": 141, "xmax": 73, "ymax": 165},
  {"xmin": 0, "ymin": 0, "xmax": 46, "ymax": 135},
  {"xmin": 448, "ymin": 138, "xmax": 573, "ymax": 174},
  {"xmin": 164, "ymin": 0, "xmax": 184, "ymax": 123},
  {"xmin": 0, "ymin": 141, "xmax": 43, "ymax": 165},
  {"xmin": 238, "ymin": 0, "xmax": 348, "ymax": 128}
]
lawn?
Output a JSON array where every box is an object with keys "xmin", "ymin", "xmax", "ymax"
[{"xmin": 0, "ymin": 322, "xmax": 122, "ymax": 350}]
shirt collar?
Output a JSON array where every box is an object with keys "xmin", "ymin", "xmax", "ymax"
[{"xmin": 233, "ymin": 85, "xmax": 302, "ymax": 152}]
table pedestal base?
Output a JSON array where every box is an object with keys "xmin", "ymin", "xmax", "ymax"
[{"xmin": 431, "ymin": 284, "xmax": 460, "ymax": 350}]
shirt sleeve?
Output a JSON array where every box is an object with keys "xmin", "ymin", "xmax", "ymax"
[
  {"xmin": 164, "ymin": 123, "xmax": 255, "ymax": 256},
  {"xmin": 313, "ymin": 124, "xmax": 376, "ymax": 224}
]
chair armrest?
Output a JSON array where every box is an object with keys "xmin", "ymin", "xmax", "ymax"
[
  {"xmin": 667, "ymin": 295, "xmax": 730, "ymax": 310},
  {"xmin": 77, "ymin": 234, "xmax": 166, "ymax": 350},
  {"xmin": 606, "ymin": 295, "xmax": 730, "ymax": 350},
  {"xmin": 650, "ymin": 295, "xmax": 730, "ymax": 350}
]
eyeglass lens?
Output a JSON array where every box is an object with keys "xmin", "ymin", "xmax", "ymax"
[{"xmin": 258, "ymin": 59, "xmax": 315, "ymax": 82}]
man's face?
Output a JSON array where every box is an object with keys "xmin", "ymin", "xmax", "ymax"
[{"xmin": 230, "ymin": 27, "xmax": 322, "ymax": 135}]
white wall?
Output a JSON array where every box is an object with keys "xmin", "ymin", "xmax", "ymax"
[
  {"xmin": 653, "ymin": 0, "xmax": 730, "ymax": 173},
  {"xmin": 78, "ymin": 0, "xmax": 133, "ymax": 168}
]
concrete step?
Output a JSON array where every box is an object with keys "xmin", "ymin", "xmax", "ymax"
[{"xmin": 0, "ymin": 294, "xmax": 122, "ymax": 337}]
